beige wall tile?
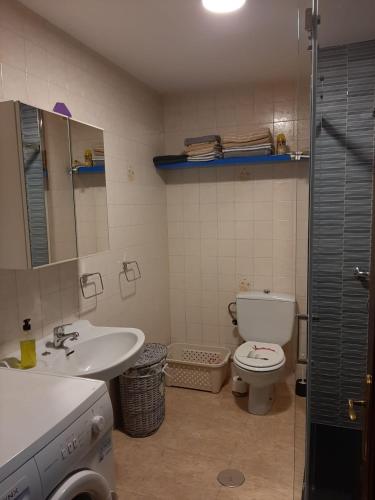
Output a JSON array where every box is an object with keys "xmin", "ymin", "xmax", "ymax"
[
  {"xmin": 0, "ymin": 0, "xmax": 309, "ymax": 364},
  {"xmin": 0, "ymin": 0, "xmax": 168, "ymax": 355},
  {"xmin": 164, "ymin": 84, "xmax": 309, "ymax": 352}
]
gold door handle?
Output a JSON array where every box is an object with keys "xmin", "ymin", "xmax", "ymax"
[
  {"xmin": 348, "ymin": 375, "xmax": 373, "ymax": 461},
  {"xmin": 348, "ymin": 399, "xmax": 367, "ymax": 422}
]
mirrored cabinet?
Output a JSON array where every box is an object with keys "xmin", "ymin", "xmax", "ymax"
[{"xmin": 0, "ymin": 101, "xmax": 110, "ymax": 269}]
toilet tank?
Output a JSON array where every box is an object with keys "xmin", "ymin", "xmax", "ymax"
[{"xmin": 236, "ymin": 291, "xmax": 295, "ymax": 345}]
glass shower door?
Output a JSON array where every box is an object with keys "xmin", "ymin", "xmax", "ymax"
[
  {"xmin": 293, "ymin": 1, "xmax": 313, "ymax": 498},
  {"xmin": 306, "ymin": 1, "xmax": 375, "ymax": 498}
]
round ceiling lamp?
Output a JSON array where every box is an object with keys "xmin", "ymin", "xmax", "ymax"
[{"xmin": 202, "ymin": 0, "xmax": 247, "ymax": 14}]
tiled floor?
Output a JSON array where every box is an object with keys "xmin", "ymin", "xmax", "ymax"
[
  {"xmin": 294, "ymin": 395, "xmax": 306, "ymax": 500},
  {"xmin": 113, "ymin": 380, "xmax": 305, "ymax": 500}
]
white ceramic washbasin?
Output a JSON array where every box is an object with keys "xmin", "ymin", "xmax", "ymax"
[{"xmin": 18, "ymin": 320, "xmax": 145, "ymax": 382}]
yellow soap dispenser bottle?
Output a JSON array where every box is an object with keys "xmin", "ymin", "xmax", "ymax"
[{"xmin": 20, "ymin": 318, "xmax": 36, "ymax": 369}]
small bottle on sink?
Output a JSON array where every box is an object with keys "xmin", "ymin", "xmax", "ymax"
[{"xmin": 20, "ymin": 318, "xmax": 36, "ymax": 369}]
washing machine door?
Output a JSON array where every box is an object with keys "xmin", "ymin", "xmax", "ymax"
[{"xmin": 48, "ymin": 470, "xmax": 112, "ymax": 500}]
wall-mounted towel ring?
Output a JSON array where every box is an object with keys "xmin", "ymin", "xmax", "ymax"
[
  {"xmin": 80, "ymin": 272, "xmax": 104, "ymax": 299},
  {"xmin": 122, "ymin": 260, "xmax": 141, "ymax": 282}
]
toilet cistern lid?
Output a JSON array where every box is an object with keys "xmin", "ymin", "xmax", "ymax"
[
  {"xmin": 236, "ymin": 291, "xmax": 295, "ymax": 302},
  {"xmin": 234, "ymin": 342, "xmax": 284, "ymax": 369}
]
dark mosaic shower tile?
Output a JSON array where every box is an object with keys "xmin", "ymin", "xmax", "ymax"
[{"xmin": 311, "ymin": 41, "xmax": 375, "ymax": 429}]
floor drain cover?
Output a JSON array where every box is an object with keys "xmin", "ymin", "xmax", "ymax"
[{"xmin": 217, "ymin": 469, "xmax": 245, "ymax": 488}]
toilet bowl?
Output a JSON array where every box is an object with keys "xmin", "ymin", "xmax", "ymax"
[
  {"xmin": 232, "ymin": 291, "xmax": 295, "ymax": 415},
  {"xmin": 233, "ymin": 341, "xmax": 286, "ymax": 414}
]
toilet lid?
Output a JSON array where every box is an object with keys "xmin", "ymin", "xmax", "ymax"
[{"xmin": 234, "ymin": 341, "xmax": 285, "ymax": 369}]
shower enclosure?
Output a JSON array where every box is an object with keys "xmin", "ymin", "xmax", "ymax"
[{"xmin": 306, "ymin": 1, "xmax": 375, "ymax": 498}]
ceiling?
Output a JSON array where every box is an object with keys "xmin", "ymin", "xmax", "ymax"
[
  {"xmin": 20, "ymin": 0, "xmax": 309, "ymax": 93},
  {"xmin": 19, "ymin": 0, "xmax": 375, "ymax": 93}
]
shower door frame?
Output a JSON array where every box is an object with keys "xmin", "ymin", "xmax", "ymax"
[
  {"xmin": 364, "ymin": 182, "xmax": 375, "ymax": 499},
  {"xmin": 307, "ymin": 1, "xmax": 375, "ymax": 495},
  {"xmin": 305, "ymin": 0, "xmax": 319, "ymax": 497}
]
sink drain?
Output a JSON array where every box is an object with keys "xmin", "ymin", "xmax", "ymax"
[{"xmin": 217, "ymin": 469, "xmax": 245, "ymax": 488}]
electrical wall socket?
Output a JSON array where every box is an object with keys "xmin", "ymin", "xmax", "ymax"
[
  {"xmin": 239, "ymin": 168, "xmax": 251, "ymax": 180},
  {"xmin": 128, "ymin": 166, "xmax": 135, "ymax": 180},
  {"xmin": 239, "ymin": 278, "xmax": 250, "ymax": 291}
]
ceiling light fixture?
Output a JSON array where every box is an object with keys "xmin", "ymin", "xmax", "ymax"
[{"xmin": 202, "ymin": 0, "xmax": 247, "ymax": 14}]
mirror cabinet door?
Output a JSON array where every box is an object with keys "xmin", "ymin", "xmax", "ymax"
[
  {"xmin": 19, "ymin": 103, "xmax": 77, "ymax": 267},
  {"xmin": 17, "ymin": 103, "xmax": 109, "ymax": 267},
  {"xmin": 69, "ymin": 119, "xmax": 109, "ymax": 257}
]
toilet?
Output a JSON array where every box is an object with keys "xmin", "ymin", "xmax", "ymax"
[{"xmin": 233, "ymin": 291, "xmax": 295, "ymax": 415}]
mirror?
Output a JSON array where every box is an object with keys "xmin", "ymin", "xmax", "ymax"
[
  {"xmin": 69, "ymin": 120, "xmax": 110, "ymax": 257},
  {"xmin": 16, "ymin": 102, "xmax": 110, "ymax": 268},
  {"xmin": 19, "ymin": 103, "xmax": 77, "ymax": 267}
]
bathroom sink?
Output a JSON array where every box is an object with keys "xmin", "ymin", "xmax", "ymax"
[
  {"xmin": 13, "ymin": 320, "xmax": 145, "ymax": 382},
  {"xmin": 44, "ymin": 329, "xmax": 144, "ymax": 381}
]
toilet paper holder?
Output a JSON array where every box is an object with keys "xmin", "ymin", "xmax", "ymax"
[{"xmin": 228, "ymin": 302, "xmax": 237, "ymax": 326}]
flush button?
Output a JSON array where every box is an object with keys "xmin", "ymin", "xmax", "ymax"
[
  {"xmin": 67, "ymin": 442, "xmax": 74, "ymax": 453},
  {"xmin": 61, "ymin": 448, "xmax": 68, "ymax": 459}
]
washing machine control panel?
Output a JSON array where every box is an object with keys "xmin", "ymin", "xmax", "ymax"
[
  {"xmin": 34, "ymin": 392, "xmax": 113, "ymax": 497},
  {"xmin": 0, "ymin": 459, "xmax": 43, "ymax": 500},
  {"xmin": 91, "ymin": 415, "xmax": 106, "ymax": 436},
  {"xmin": 60, "ymin": 434, "xmax": 79, "ymax": 459}
]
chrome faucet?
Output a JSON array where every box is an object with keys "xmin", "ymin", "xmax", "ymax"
[{"xmin": 46, "ymin": 323, "xmax": 79, "ymax": 353}]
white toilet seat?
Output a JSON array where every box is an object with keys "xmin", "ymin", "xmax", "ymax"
[{"xmin": 234, "ymin": 341, "xmax": 285, "ymax": 372}]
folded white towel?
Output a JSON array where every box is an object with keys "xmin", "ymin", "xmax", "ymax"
[{"xmin": 223, "ymin": 143, "xmax": 273, "ymax": 153}]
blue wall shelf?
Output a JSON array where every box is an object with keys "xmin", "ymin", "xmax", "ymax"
[
  {"xmin": 155, "ymin": 154, "xmax": 308, "ymax": 170},
  {"xmin": 76, "ymin": 164, "xmax": 105, "ymax": 174}
]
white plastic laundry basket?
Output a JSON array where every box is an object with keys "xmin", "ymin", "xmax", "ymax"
[{"xmin": 165, "ymin": 343, "xmax": 231, "ymax": 393}]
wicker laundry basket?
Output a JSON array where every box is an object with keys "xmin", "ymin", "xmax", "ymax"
[
  {"xmin": 119, "ymin": 343, "xmax": 167, "ymax": 437},
  {"xmin": 165, "ymin": 343, "xmax": 231, "ymax": 393}
]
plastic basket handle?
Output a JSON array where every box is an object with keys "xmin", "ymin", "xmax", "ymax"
[{"xmin": 162, "ymin": 363, "xmax": 174, "ymax": 378}]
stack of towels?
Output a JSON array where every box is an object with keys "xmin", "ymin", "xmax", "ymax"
[
  {"xmin": 93, "ymin": 145, "xmax": 105, "ymax": 163},
  {"xmin": 222, "ymin": 128, "xmax": 273, "ymax": 158},
  {"xmin": 153, "ymin": 154, "xmax": 187, "ymax": 166},
  {"xmin": 184, "ymin": 135, "xmax": 222, "ymax": 162}
]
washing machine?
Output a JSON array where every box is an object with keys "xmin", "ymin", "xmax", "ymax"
[{"xmin": 0, "ymin": 368, "xmax": 117, "ymax": 499}]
